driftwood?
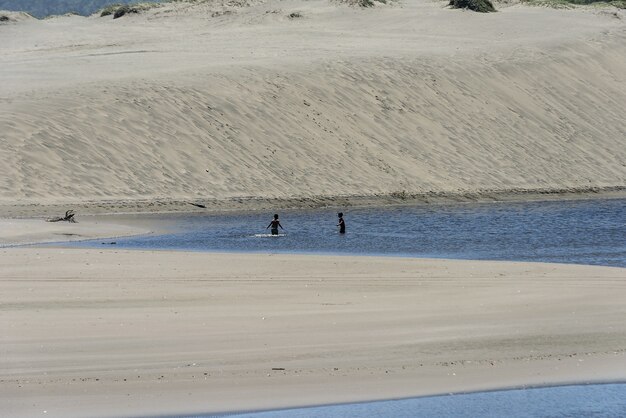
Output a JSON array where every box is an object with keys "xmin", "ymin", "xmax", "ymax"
[
  {"xmin": 188, "ymin": 202, "xmax": 207, "ymax": 209},
  {"xmin": 47, "ymin": 210, "xmax": 77, "ymax": 223}
]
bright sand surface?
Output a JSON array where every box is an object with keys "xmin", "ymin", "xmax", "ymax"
[
  {"xmin": 0, "ymin": 218, "xmax": 151, "ymax": 247},
  {"xmin": 1, "ymin": 0, "xmax": 625, "ymax": 212},
  {"xmin": 1, "ymin": 248, "xmax": 626, "ymax": 417}
]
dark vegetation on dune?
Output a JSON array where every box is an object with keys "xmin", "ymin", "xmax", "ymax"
[
  {"xmin": 100, "ymin": 4, "xmax": 140, "ymax": 18},
  {"xmin": 340, "ymin": 0, "xmax": 389, "ymax": 6},
  {"xmin": 0, "ymin": 0, "xmax": 163, "ymax": 18},
  {"xmin": 448, "ymin": 0, "xmax": 624, "ymax": 11},
  {"xmin": 448, "ymin": 0, "xmax": 496, "ymax": 12}
]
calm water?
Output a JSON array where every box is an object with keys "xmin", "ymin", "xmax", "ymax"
[
  {"xmin": 76, "ymin": 198, "xmax": 625, "ymax": 267},
  {"xmin": 209, "ymin": 383, "xmax": 626, "ymax": 418}
]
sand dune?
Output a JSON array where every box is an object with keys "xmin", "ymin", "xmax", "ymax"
[{"xmin": 1, "ymin": 0, "xmax": 625, "ymax": 209}]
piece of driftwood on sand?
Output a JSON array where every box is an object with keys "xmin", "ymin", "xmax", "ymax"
[{"xmin": 46, "ymin": 210, "xmax": 77, "ymax": 223}]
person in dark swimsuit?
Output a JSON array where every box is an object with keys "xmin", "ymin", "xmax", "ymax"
[
  {"xmin": 267, "ymin": 214, "xmax": 284, "ymax": 235},
  {"xmin": 337, "ymin": 212, "xmax": 346, "ymax": 234}
]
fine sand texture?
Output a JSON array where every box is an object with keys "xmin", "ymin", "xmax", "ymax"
[
  {"xmin": 0, "ymin": 217, "xmax": 152, "ymax": 247},
  {"xmin": 1, "ymin": 248, "xmax": 625, "ymax": 417},
  {"xmin": 1, "ymin": 0, "xmax": 625, "ymax": 211}
]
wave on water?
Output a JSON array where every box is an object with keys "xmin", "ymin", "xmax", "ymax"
[{"xmin": 253, "ymin": 233, "xmax": 287, "ymax": 238}]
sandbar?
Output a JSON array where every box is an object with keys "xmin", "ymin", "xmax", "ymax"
[{"xmin": 1, "ymin": 247, "xmax": 625, "ymax": 417}]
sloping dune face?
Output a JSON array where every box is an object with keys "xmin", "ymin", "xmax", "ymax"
[{"xmin": 1, "ymin": 0, "xmax": 625, "ymax": 204}]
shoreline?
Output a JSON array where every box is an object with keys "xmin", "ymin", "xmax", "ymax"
[
  {"xmin": 1, "ymin": 249, "xmax": 625, "ymax": 417},
  {"xmin": 1, "ymin": 186, "xmax": 624, "ymax": 219}
]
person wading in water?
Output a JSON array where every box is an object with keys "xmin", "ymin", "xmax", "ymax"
[
  {"xmin": 267, "ymin": 214, "xmax": 284, "ymax": 236},
  {"xmin": 337, "ymin": 212, "xmax": 346, "ymax": 234}
]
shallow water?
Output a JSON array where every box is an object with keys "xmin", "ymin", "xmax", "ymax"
[
  {"xmin": 74, "ymin": 198, "xmax": 625, "ymax": 267},
  {"xmin": 210, "ymin": 383, "xmax": 626, "ymax": 418}
]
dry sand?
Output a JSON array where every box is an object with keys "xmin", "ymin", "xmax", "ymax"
[
  {"xmin": 1, "ymin": 0, "xmax": 625, "ymax": 210},
  {"xmin": 1, "ymin": 249, "xmax": 625, "ymax": 417},
  {"xmin": 0, "ymin": 217, "xmax": 151, "ymax": 247}
]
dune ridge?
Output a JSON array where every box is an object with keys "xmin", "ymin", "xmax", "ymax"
[{"xmin": 1, "ymin": 0, "xmax": 625, "ymax": 209}]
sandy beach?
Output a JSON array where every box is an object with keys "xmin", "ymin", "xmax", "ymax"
[
  {"xmin": 1, "ymin": 248, "xmax": 625, "ymax": 417},
  {"xmin": 2, "ymin": 0, "xmax": 626, "ymax": 416}
]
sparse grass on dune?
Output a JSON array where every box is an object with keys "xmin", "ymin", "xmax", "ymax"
[
  {"xmin": 99, "ymin": 3, "xmax": 122, "ymax": 16},
  {"xmin": 98, "ymin": 0, "xmax": 262, "ymax": 18},
  {"xmin": 578, "ymin": 0, "xmax": 625, "ymax": 8},
  {"xmin": 100, "ymin": 2, "xmax": 163, "ymax": 18},
  {"xmin": 0, "ymin": 10, "xmax": 35, "ymax": 21},
  {"xmin": 97, "ymin": 0, "xmax": 397, "ymax": 20},
  {"xmin": 522, "ymin": 0, "xmax": 625, "ymax": 8}
]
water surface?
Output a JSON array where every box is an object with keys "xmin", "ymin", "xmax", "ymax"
[
  {"xmin": 75, "ymin": 198, "xmax": 625, "ymax": 267},
  {"xmin": 212, "ymin": 383, "xmax": 626, "ymax": 418}
]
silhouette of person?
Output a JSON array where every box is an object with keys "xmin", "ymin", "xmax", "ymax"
[
  {"xmin": 267, "ymin": 214, "xmax": 284, "ymax": 235},
  {"xmin": 337, "ymin": 212, "xmax": 346, "ymax": 234}
]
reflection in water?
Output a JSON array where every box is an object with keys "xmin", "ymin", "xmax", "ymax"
[{"xmin": 72, "ymin": 198, "xmax": 625, "ymax": 267}]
